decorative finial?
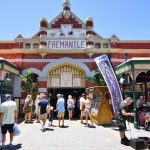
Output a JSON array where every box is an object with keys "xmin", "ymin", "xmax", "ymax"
[{"xmin": 63, "ymin": 0, "xmax": 71, "ymax": 19}]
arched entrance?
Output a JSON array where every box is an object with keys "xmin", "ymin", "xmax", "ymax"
[{"xmin": 47, "ymin": 63, "xmax": 86, "ymax": 118}]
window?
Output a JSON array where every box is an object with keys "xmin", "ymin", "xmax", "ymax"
[
  {"xmin": 33, "ymin": 43, "xmax": 39, "ymax": 49},
  {"xmin": 25, "ymin": 43, "xmax": 31, "ymax": 49},
  {"xmin": 103, "ymin": 43, "xmax": 109, "ymax": 48},
  {"xmin": 95, "ymin": 43, "xmax": 101, "ymax": 49}
]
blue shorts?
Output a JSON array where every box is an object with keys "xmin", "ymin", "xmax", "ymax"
[{"xmin": 1, "ymin": 124, "xmax": 14, "ymax": 134}]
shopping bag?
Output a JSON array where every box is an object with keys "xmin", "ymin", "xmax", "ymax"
[{"xmin": 13, "ymin": 124, "xmax": 20, "ymax": 136}]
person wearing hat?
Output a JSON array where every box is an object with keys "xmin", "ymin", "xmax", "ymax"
[
  {"xmin": 0, "ymin": 94, "xmax": 18, "ymax": 149},
  {"xmin": 116, "ymin": 97, "xmax": 134, "ymax": 146},
  {"xmin": 55, "ymin": 94, "xmax": 65, "ymax": 127}
]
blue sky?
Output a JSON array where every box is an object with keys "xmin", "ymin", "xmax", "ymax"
[{"xmin": 0, "ymin": 0, "xmax": 150, "ymax": 40}]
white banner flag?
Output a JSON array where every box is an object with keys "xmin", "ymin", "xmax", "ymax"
[{"xmin": 94, "ymin": 54, "xmax": 123, "ymax": 113}]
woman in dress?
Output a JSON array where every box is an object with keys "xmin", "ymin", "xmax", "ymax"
[
  {"xmin": 23, "ymin": 95, "xmax": 33, "ymax": 123},
  {"xmin": 67, "ymin": 95, "xmax": 74, "ymax": 120}
]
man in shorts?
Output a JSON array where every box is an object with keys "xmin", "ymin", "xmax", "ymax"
[
  {"xmin": 116, "ymin": 97, "xmax": 134, "ymax": 146},
  {"xmin": 38, "ymin": 94, "xmax": 50, "ymax": 132},
  {"xmin": 55, "ymin": 94, "xmax": 65, "ymax": 127},
  {"xmin": 0, "ymin": 94, "xmax": 18, "ymax": 149}
]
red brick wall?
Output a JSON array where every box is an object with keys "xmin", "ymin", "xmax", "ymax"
[
  {"xmin": 39, "ymin": 81, "xmax": 47, "ymax": 88},
  {"xmin": 0, "ymin": 53, "xmax": 23, "ymax": 59},
  {"xmin": 0, "ymin": 43, "xmax": 23, "ymax": 49},
  {"xmin": 110, "ymin": 42, "xmax": 150, "ymax": 49},
  {"xmin": 44, "ymin": 54, "xmax": 89, "ymax": 59},
  {"xmin": 22, "ymin": 62, "xmax": 50, "ymax": 71},
  {"xmin": 51, "ymin": 15, "xmax": 82, "ymax": 28},
  {"xmin": 23, "ymin": 54, "xmax": 41, "ymax": 59},
  {"xmin": 84, "ymin": 62, "xmax": 97, "ymax": 71}
]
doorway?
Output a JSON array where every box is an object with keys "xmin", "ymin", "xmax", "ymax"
[{"xmin": 48, "ymin": 88, "xmax": 85, "ymax": 118}]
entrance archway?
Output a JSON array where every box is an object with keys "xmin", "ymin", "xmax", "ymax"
[
  {"xmin": 47, "ymin": 63, "xmax": 86, "ymax": 88},
  {"xmin": 47, "ymin": 63, "xmax": 86, "ymax": 118}
]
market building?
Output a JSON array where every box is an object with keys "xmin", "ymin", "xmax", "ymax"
[{"xmin": 0, "ymin": 0, "xmax": 150, "ymax": 106}]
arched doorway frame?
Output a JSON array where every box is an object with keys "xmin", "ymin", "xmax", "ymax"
[{"xmin": 47, "ymin": 63, "xmax": 86, "ymax": 88}]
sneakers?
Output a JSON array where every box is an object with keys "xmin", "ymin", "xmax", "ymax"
[
  {"xmin": 124, "ymin": 136, "xmax": 130, "ymax": 142},
  {"xmin": 121, "ymin": 138, "xmax": 130, "ymax": 146},
  {"xmin": 42, "ymin": 127, "xmax": 45, "ymax": 132}
]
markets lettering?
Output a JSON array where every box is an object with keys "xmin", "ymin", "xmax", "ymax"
[{"xmin": 47, "ymin": 40, "xmax": 86, "ymax": 49}]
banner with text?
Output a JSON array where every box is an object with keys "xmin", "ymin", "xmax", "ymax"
[{"xmin": 94, "ymin": 54, "xmax": 123, "ymax": 113}]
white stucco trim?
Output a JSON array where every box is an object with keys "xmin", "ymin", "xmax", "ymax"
[
  {"xmin": 22, "ymin": 57, "xmax": 95, "ymax": 79},
  {"xmin": 42, "ymin": 57, "xmax": 94, "ymax": 78}
]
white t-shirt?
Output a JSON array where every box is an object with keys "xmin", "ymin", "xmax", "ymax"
[{"xmin": 0, "ymin": 100, "xmax": 17, "ymax": 125}]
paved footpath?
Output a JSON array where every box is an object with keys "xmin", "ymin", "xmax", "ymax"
[{"xmin": 2, "ymin": 119, "xmax": 150, "ymax": 150}]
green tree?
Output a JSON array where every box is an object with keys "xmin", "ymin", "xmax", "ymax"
[
  {"xmin": 20, "ymin": 71, "xmax": 39, "ymax": 100},
  {"xmin": 86, "ymin": 68, "xmax": 106, "ymax": 86}
]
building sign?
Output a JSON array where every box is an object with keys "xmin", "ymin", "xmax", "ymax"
[
  {"xmin": 73, "ymin": 78, "xmax": 81, "ymax": 87},
  {"xmin": 95, "ymin": 54, "xmax": 123, "ymax": 114},
  {"xmin": 61, "ymin": 72, "xmax": 72, "ymax": 87},
  {"xmin": 47, "ymin": 40, "xmax": 86, "ymax": 49},
  {"xmin": 3, "ymin": 64, "xmax": 19, "ymax": 75},
  {"xmin": 115, "ymin": 65, "xmax": 131, "ymax": 75},
  {"xmin": 51, "ymin": 78, "xmax": 60, "ymax": 87},
  {"xmin": 135, "ymin": 64, "xmax": 150, "ymax": 69}
]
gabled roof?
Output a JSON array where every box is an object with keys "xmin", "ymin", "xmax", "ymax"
[
  {"xmin": 48, "ymin": 11, "xmax": 85, "ymax": 29},
  {"xmin": 15, "ymin": 34, "xmax": 23, "ymax": 39}
]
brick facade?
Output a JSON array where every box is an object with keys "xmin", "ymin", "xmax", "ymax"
[{"xmin": 0, "ymin": 1, "xmax": 150, "ymax": 101}]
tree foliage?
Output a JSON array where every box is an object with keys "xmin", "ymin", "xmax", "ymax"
[
  {"xmin": 86, "ymin": 68, "xmax": 106, "ymax": 86},
  {"xmin": 20, "ymin": 71, "xmax": 39, "ymax": 100}
]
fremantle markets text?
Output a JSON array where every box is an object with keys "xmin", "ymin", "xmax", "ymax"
[{"xmin": 47, "ymin": 40, "xmax": 86, "ymax": 49}]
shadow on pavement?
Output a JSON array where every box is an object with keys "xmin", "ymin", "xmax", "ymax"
[
  {"xmin": 6, "ymin": 143, "xmax": 22, "ymax": 150},
  {"xmin": 44, "ymin": 128, "xmax": 54, "ymax": 131}
]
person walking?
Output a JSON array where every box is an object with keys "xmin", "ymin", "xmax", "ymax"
[
  {"xmin": 48, "ymin": 106, "xmax": 54, "ymax": 126},
  {"xmin": 23, "ymin": 95, "xmax": 33, "ymax": 123},
  {"xmin": 84, "ymin": 95, "xmax": 94, "ymax": 127},
  {"xmin": 0, "ymin": 94, "xmax": 18, "ymax": 149},
  {"xmin": 67, "ymin": 95, "xmax": 74, "ymax": 120},
  {"xmin": 116, "ymin": 97, "xmax": 134, "ymax": 146},
  {"xmin": 38, "ymin": 94, "xmax": 50, "ymax": 132},
  {"xmin": 79, "ymin": 93, "xmax": 86, "ymax": 124},
  {"xmin": 34, "ymin": 95, "xmax": 41, "ymax": 123},
  {"xmin": 55, "ymin": 94, "xmax": 65, "ymax": 127}
]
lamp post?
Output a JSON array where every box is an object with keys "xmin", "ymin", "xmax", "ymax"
[{"xmin": 124, "ymin": 52, "xmax": 128, "ymax": 62}]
